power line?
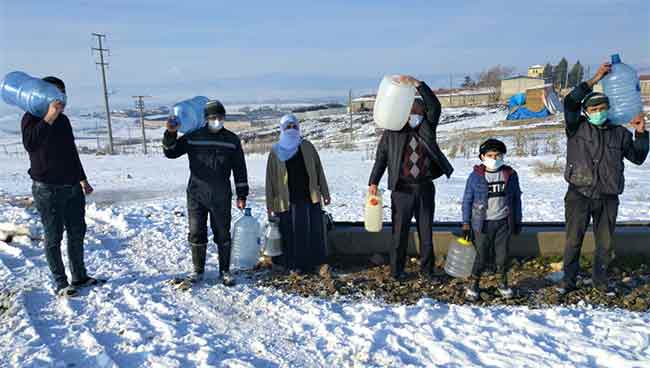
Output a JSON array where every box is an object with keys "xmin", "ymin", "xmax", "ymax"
[
  {"xmin": 132, "ymin": 95, "xmax": 152, "ymax": 154},
  {"xmin": 91, "ymin": 33, "xmax": 114, "ymax": 154}
]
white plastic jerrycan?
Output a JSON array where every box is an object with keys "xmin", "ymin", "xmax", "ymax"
[
  {"xmin": 263, "ymin": 217, "xmax": 283, "ymax": 257},
  {"xmin": 364, "ymin": 191, "xmax": 383, "ymax": 232},
  {"xmin": 373, "ymin": 75, "xmax": 416, "ymax": 131},
  {"xmin": 444, "ymin": 237, "xmax": 477, "ymax": 279}
]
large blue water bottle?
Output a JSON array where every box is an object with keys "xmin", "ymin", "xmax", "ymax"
[
  {"xmin": 0, "ymin": 71, "xmax": 67, "ymax": 118},
  {"xmin": 170, "ymin": 96, "xmax": 209, "ymax": 134},
  {"xmin": 601, "ymin": 54, "xmax": 642, "ymax": 125},
  {"xmin": 230, "ymin": 208, "xmax": 261, "ymax": 270}
]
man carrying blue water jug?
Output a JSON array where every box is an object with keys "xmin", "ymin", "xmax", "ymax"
[
  {"xmin": 557, "ymin": 62, "xmax": 648, "ymax": 296},
  {"xmin": 163, "ymin": 100, "xmax": 249, "ymax": 288},
  {"xmin": 21, "ymin": 76, "xmax": 104, "ymax": 298}
]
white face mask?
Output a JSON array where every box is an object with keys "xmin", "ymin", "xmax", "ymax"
[
  {"xmin": 483, "ymin": 156, "xmax": 505, "ymax": 171},
  {"xmin": 207, "ymin": 119, "xmax": 224, "ymax": 132},
  {"xmin": 409, "ymin": 114, "xmax": 423, "ymax": 128}
]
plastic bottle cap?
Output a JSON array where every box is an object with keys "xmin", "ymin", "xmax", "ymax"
[
  {"xmin": 244, "ymin": 208, "xmax": 252, "ymax": 216},
  {"xmin": 457, "ymin": 238, "xmax": 471, "ymax": 246},
  {"xmin": 611, "ymin": 54, "xmax": 621, "ymax": 64}
]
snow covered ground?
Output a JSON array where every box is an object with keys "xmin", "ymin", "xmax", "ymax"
[
  {"xmin": 1, "ymin": 108, "xmax": 649, "ymax": 367},
  {"xmin": 1, "ymin": 185, "xmax": 650, "ymax": 367}
]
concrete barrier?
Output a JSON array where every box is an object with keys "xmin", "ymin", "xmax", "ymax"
[{"xmin": 327, "ymin": 222, "xmax": 650, "ymax": 259}]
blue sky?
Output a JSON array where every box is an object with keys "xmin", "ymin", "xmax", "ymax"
[{"xmin": 1, "ymin": 0, "xmax": 649, "ymax": 112}]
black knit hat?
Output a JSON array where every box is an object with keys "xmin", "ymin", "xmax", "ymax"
[
  {"xmin": 42, "ymin": 76, "xmax": 65, "ymax": 93},
  {"xmin": 583, "ymin": 92, "xmax": 609, "ymax": 108},
  {"xmin": 479, "ymin": 138, "xmax": 507, "ymax": 157},
  {"xmin": 205, "ymin": 100, "xmax": 226, "ymax": 117}
]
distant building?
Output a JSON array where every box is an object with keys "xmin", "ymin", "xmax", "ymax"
[
  {"xmin": 500, "ymin": 76, "xmax": 545, "ymax": 101},
  {"xmin": 527, "ymin": 65, "xmax": 545, "ymax": 78},
  {"xmin": 350, "ymin": 88, "xmax": 497, "ymax": 112},
  {"xmin": 437, "ymin": 89, "xmax": 495, "ymax": 107},
  {"xmin": 350, "ymin": 95, "xmax": 376, "ymax": 113},
  {"xmin": 640, "ymin": 75, "xmax": 650, "ymax": 101}
]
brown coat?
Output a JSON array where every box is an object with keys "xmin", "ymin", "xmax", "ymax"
[{"xmin": 265, "ymin": 139, "xmax": 330, "ymax": 213}]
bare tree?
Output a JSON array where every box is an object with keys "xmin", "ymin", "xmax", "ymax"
[{"xmin": 477, "ymin": 65, "xmax": 517, "ymax": 102}]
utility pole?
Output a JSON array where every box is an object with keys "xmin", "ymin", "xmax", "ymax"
[
  {"xmin": 449, "ymin": 73, "xmax": 453, "ymax": 106},
  {"xmin": 348, "ymin": 89, "xmax": 353, "ymax": 130},
  {"xmin": 132, "ymin": 95, "xmax": 151, "ymax": 154},
  {"xmin": 95, "ymin": 118, "xmax": 100, "ymax": 151},
  {"xmin": 92, "ymin": 33, "xmax": 114, "ymax": 154}
]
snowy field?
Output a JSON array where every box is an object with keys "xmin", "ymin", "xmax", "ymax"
[{"xmin": 1, "ymin": 108, "xmax": 650, "ymax": 367}]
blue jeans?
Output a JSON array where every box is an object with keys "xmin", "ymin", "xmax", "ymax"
[{"xmin": 32, "ymin": 181, "xmax": 88, "ymax": 289}]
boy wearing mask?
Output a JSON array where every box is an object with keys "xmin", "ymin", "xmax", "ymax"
[{"xmin": 461, "ymin": 139, "xmax": 522, "ymax": 301}]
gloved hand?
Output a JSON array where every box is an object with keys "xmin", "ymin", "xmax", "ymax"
[{"xmin": 461, "ymin": 223, "xmax": 472, "ymax": 241}]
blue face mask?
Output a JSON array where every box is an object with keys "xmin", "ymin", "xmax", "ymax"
[{"xmin": 587, "ymin": 110, "xmax": 608, "ymax": 126}]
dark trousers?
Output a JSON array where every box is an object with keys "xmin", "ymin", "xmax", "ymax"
[
  {"xmin": 390, "ymin": 182, "xmax": 435, "ymax": 276},
  {"xmin": 276, "ymin": 202, "xmax": 325, "ymax": 272},
  {"xmin": 472, "ymin": 218, "xmax": 510, "ymax": 277},
  {"xmin": 187, "ymin": 193, "xmax": 232, "ymax": 274},
  {"xmin": 32, "ymin": 181, "xmax": 88, "ymax": 289},
  {"xmin": 562, "ymin": 189, "xmax": 619, "ymax": 287}
]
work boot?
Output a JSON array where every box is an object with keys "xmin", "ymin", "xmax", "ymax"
[
  {"xmin": 191, "ymin": 243, "xmax": 207, "ymax": 275},
  {"xmin": 556, "ymin": 279, "xmax": 577, "ymax": 296}
]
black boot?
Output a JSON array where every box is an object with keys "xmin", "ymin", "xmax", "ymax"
[{"xmin": 191, "ymin": 243, "xmax": 207, "ymax": 280}]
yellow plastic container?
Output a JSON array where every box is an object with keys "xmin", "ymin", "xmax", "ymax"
[{"xmin": 364, "ymin": 191, "xmax": 383, "ymax": 232}]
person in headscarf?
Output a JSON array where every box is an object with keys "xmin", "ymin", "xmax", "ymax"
[{"xmin": 265, "ymin": 114, "xmax": 331, "ymax": 275}]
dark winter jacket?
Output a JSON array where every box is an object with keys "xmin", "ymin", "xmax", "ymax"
[
  {"xmin": 564, "ymin": 82, "xmax": 649, "ymax": 198},
  {"xmin": 21, "ymin": 112, "xmax": 87, "ymax": 185},
  {"xmin": 368, "ymin": 82, "xmax": 454, "ymax": 190},
  {"xmin": 462, "ymin": 165, "xmax": 522, "ymax": 234},
  {"xmin": 163, "ymin": 126, "xmax": 249, "ymax": 201}
]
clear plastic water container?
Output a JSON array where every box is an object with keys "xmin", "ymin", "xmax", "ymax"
[
  {"xmin": 230, "ymin": 208, "xmax": 261, "ymax": 270},
  {"xmin": 601, "ymin": 54, "xmax": 642, "ymax": 125},
  {"xmin": 170, "ymin": 96, "xmax": 209, "ymax": 134},
  {"xmin": 364, "ymin": 191, "xmax": 383, "ymax": 232},
  {"xmin": 263, "ymin": 218, "xmax": 282, "ymax": 257},
  {"xmin": 1, "ymin": 71, "xmax": 67, "ymax": 118},
  {"xmin": 373, "ymin": 75, "xmax": 416, "ymax": 131},
  {"xmin": 444, "ymin": 237, "xmax": 477, "ymax": 279}
]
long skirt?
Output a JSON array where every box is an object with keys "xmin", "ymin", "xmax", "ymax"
[{"xmin": 275, "ymin": 202, "xmax": 326, "ymax": 272}]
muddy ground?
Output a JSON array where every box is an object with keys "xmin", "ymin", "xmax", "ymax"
[{"xmin": 256, "ymin": 257, "xmax": 650, "ymax": 312}]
